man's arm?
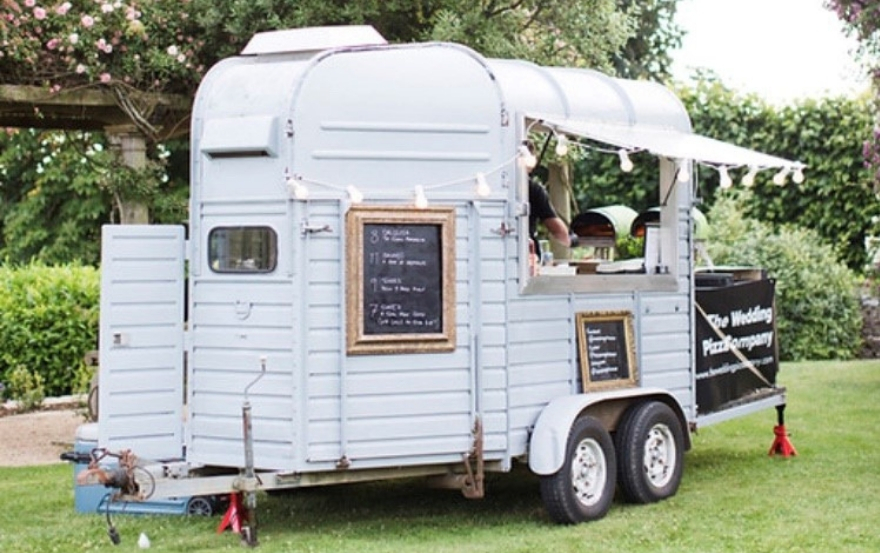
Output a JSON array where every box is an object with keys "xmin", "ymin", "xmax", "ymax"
[{"xmin": 544, "ymin": 217, "xmax": 571, "ymax": 246}]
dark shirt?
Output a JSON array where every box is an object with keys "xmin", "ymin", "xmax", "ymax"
[{"xmin": 529, "ymin": 179, "xmax": 558, "ymax": 243}]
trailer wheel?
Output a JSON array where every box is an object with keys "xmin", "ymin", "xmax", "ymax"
[
  {"xmin": 539, "ymin": 415, "xmax": 616, "ymax": 524},
  {"xmin": 615, "ymin": 401, "xmax": 684, "ymax": 504},
  {"xmin": 186, "ymin": 496, "xmax": 215, "ymax": 516}
]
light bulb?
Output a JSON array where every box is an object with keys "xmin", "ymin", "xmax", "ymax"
[
  {"xmin": 742, "ymin": 166, "xmax": 758, "ymax": 187},
  {"xmin": 718, "ymin": 166, "xmax": 733, "ymax": 189},
  {"xmin": 414, "ymin": 185, "xmax": 428, "ymax": 209},
  {"xmin": 676, "ymin": 159, "xmax": 690, "ymax": 183},
  {"xmin": 555, "ymin": 135, "xmax": 569, "ymax": 157},
  {"xmin": 773, "ymin": 168, "xmax": 788, "ymax": 186},
  {"xmin": 792, "ymin": 166, "xmax": 805, "ymax": 184},
  {"xmin": 346, "ymin": 185, "xmax": 363, "ymax": 204},
  {"xmin": 287, "ymin": 177, "xmax": 309, "ymax": 200},
  {"xmin": 475, "ymin": 172, "xmax": 491, "ymax": 197},
  {"xmin": 618, "ymin": 149, "xmax": 634, "ymax": 173},
  {"xmin": 518, "ymin": 144, "xmax": 537, "ymax": 170}
]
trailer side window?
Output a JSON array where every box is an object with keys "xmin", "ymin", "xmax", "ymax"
[{"xmin": 209, "ymin": 226, "xmax": 277, "ymax": 273}]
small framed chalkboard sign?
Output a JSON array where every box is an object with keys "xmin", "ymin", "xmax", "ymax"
[
  {"xmin": 576, "ymin": 310, "xmax": 638, "ymax": 391},
  {"xmin": 346, "ymin": 206, "xmax": 456, "ymax": 355}
]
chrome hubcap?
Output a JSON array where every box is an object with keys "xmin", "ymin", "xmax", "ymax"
[
  {"xmin": 643, "ymin": 423, "xmax": 676, "ymax": 488},
  {"xmin": 570, "ymin": 437, "xmax": 607, "ymax": 507}
]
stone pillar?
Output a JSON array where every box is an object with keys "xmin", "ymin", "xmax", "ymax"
[
  {"xmin": 547, "ymin": 161, "xmax": 572, "ymax": 260},
  {"xmin": 106, "ymin": 124, "xmax": 149, "ymax": 224}
]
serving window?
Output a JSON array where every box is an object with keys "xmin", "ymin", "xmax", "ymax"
[
  {"xmin": 208, "ymin": 226, "xmax": 278, "ymax": 273},
  {"xmin": 521, "ymin": 150, "xmax": 683, "ymax": 294}
]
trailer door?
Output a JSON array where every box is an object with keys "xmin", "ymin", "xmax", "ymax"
[{"xmin": 98, "ymin": 225, "xmax": 186, "ymax": 460}]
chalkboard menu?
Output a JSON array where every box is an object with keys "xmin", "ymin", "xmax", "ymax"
[
  {"xmin": 576, "ymin": 311, "xmax": 638, "ymax": 391},
  {"xmin": 346, "ymin": 206, "xmax": 456, "ymax": 355},
  {"xmin": 362, "ymin": 223, "xmax": 442, "ymax": 335}
]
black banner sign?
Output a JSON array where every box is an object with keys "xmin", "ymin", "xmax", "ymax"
[{"xmin": 695, "ymin": 279, "xmax": 778, "ymax": 414}]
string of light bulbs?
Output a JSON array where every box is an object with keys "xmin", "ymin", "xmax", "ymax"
[
  {"xmin": 285, "ymin": 126, "xmax": 805, "ymax": 208},
  {"xmin": 710, "ymin": 163, "xmax": 805, "ymax": 189},
  {"xmin": 562, "ymin": 134, "xmax": 805, "ymax": 187},
  {"xmin": 285, "ymin": 150, "xmax": 521, "ymax": 208}
]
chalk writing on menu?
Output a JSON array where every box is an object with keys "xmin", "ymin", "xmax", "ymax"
[
  {"xmin": 362, "ymin": 223, "xmax": 443, "ymax": 335},
  {"xmin": 585, "ymin": 320, "xmax": 630, "ymax": 382}
]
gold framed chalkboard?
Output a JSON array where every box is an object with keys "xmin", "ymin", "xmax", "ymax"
[
  {"xmin": 576, "ymin": 310, "xmax": 638, "ymax": 391},
  {"xmin": 346, "ymin": 206, "xmax": 456, "ymax": 355}
]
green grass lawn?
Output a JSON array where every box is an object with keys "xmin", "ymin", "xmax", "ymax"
[{"xmin": 1, "ymin": 360, "xmax": 878, "ymax": 552}]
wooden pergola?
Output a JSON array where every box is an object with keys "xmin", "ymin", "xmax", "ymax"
[{"xmin": 0, "ymin": 84, "xmax": 192, "ymax": 223}]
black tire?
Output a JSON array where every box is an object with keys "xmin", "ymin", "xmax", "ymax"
[
  {"xmin": 615, "ymin": 401, "xmax": 684, "ymax": 504},
  {"xmin": 539, "ymin": 415, "xmax": 616, "ymax": 524},
  {"xmin": 186, "ymin": 496, "xmax": 215, "ymax": 516}
]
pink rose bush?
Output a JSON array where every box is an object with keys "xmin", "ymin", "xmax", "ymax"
[
  {"xmin": 0, "ymin": 0, "xmax": 206, "ymax": 95},
  {"xmin": 826, "ymin": 0, "xmax": 880, "ymax": 180}
]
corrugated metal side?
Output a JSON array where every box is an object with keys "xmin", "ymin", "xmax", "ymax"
[
  {"xmin": 289, "ymin": 44, "xmax": 511, "ymax": 470},
  {"xmin": 505, "ymin": 159, "xmax": 695, "ymax": 453},
  {"xmin": 638, "ymin": 292, "xmax": 692, "ymax": 410},
  {"xmin": 98, "ymin": 225, "xmax": 185, "ymax": 461},
  {"xmin": 186, "ymin": 199, "xmax": 297, "ymax": 471},
  {"xmin": 506, "ymin": 293, "xmax": 641, "ymax": 456},
  {"xmin": 305, "ymin": 203, "xmax": 482, "ymax": 470},
  {"xmin": 474, "ymin": 202, "xmax": 510, "ymax": 457},
  {"xmin": 187, "ymin": 52, "xmax": 303, "ymax": 470},
  {"xmin": 632, "ymin": 186, "xmax": 695, "ymax": 416}
]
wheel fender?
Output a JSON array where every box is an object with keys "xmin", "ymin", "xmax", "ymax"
[{"xmin": 528, "ymin": 388, "xmax": 679, "ymax": 475}]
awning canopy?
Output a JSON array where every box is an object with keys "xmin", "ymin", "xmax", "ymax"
[{"xmin": 542, "ymin": 118, "xmax": 802, "ymax": 170}]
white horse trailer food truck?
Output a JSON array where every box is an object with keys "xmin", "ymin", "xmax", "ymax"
[{"xmin": 88, "ymin": 26, "xmax": 800, "ymax": 542}]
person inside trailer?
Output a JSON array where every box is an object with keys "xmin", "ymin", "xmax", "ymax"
[{"xmin": 529, "ymin": 164, "xmax": 571, "ymax": 259}]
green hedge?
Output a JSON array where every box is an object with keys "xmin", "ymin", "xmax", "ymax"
[
  {"xmin": 0, "ymin": 263, "xmax": 99, "ymax": 397},
  {"xmin": 706, "ymin": 193, "xmax": 862, "ymax": 361},
  {"xmin": 571, "ymin": 81, "xmax": 879, "ymax": 273}
]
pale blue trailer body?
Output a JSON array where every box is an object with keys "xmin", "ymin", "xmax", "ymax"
[{"xmin": 97, "ymin": 27, "xmax": 793, "ymax": 500}]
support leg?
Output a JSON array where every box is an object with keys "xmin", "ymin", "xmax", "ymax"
[
  {"xmin": 217, "ymin": 493, "xmax": 248, "ymax": 535},
  {"xmin": 768, "ymin": 404, "xmax": 797, "ymax": 457}
]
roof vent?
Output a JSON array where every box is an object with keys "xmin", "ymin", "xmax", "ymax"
[{"xmin": 242, "ymin": 25, "xmax": 387, "ymax": 56}]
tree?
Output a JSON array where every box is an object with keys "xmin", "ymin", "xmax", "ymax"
[
  {"xmin": 191, "ymin": 0, "xmax": 635, "ymax": 71},
  {"xmin": 0, "ymin": 0, "xmax": 678, "ymax": 264},
  {"xmin": 0, "ymin": 0, "xmax": 641, "ymax": 99},
  {"xmin": 0, "ymin": 129, "xmax": 109, "ymax": 264},
  {"xmin": 706, "ymin": 192, "xmax": 861, "ymax": 361},
  {"xmin": 827, "ymin": 0, "xmax": 880, "ymax": 59},
  {"xmin": 612, "ymin": 0, "xmax": 684, "ymax": 80},
  {"xmin": 0, "ymin": 128, "xmax": 187, "ymax": 264},
  {"xmin": 827, "ymin": 1, "xmax": 880, "ymax": 187}
]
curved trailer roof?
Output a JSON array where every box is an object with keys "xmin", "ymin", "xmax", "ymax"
[
  {"xmin": 230, "ymin": 26, "xmax": 801, "ymax": 174},
  {"xmin": 484, "ymin": 58, "xmax": 799, "ymax": 170}
]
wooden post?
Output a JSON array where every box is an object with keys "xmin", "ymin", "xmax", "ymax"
[
  {"xmin": 547, "ymin": 161, "xmax": 572, "ymax": 260},
  {"xmin": 106, "ymin": 124, "xmax": 149, "ymax": 224}
]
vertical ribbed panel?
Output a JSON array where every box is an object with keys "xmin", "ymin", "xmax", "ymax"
[{"xmin": 98, "ymin": 225, "xmax": 185, "ymax": 461}]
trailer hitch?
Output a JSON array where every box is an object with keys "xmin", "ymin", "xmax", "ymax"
[
  {"xmin": 73, "ymin": 448, "xmax": 151, "ymax": 546},
  {"xmin": 75, "ymin": 448, "xmax": 144, "ymax": 499}
]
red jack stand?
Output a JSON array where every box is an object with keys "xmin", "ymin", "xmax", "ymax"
[
  {"xmin": 768, "ymin": 404, "xmax": 797, "ymax": 457},
  {"xmin": 217, "ymin": 493, "xmax": 249, "ymax": 535}
]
